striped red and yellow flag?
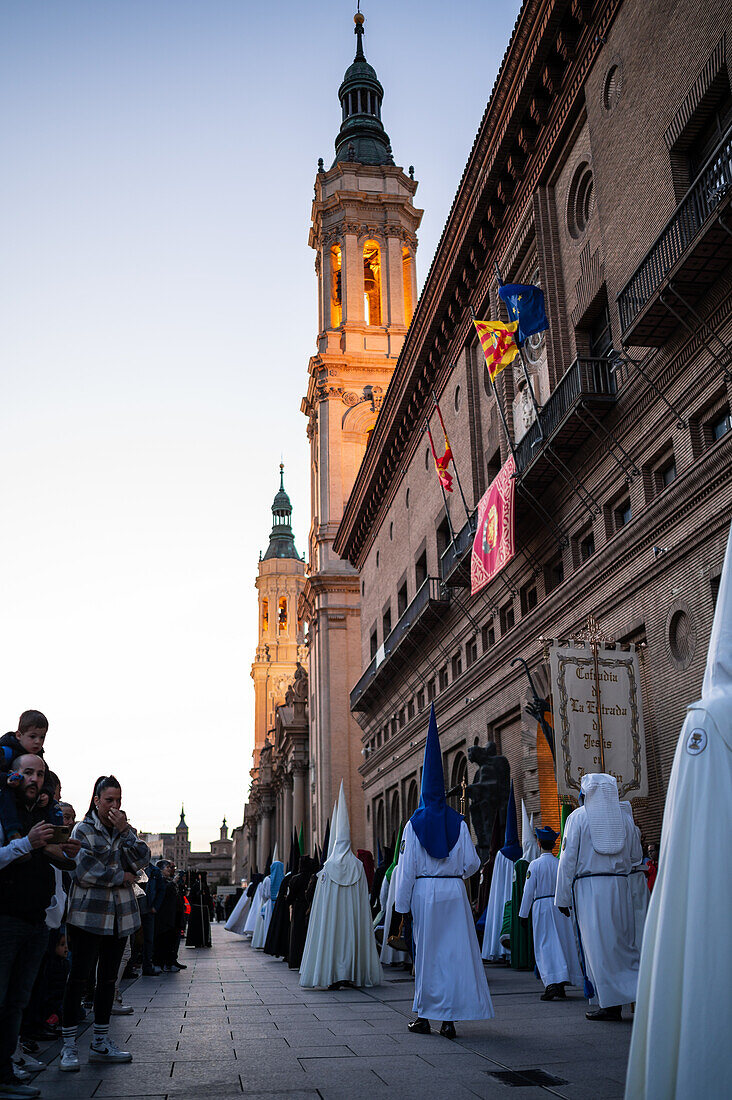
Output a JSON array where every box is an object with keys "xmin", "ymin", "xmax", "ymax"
[{"xmin": 473, "ymin": 318, "xmax": 519, "ymax": 382}]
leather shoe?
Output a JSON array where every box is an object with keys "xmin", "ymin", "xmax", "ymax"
[
  {"xmin": 171, "ymin": 962, "xmax": 187, "ymax": 970},
  {"xmin": 586, "ymin": 1006, "xmax": 622, "ymax": 1021},
  {"xmin": 407, "ymin": 1017, "xmax": 431, "ymax": 1034},
  {"xmin": 540, "ymin": 986, "xmax": 557, "ymax": 1001},
  {"xmin": 439, "ymin": 1021, "xmax": 456, "ymax": 1039}
]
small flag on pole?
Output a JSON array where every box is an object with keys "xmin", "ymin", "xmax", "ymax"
[
  {"xmin": 426, "ymin": 403, "xmax": 454, "ymax": 493},
  {"xmin": 471, "ymin": 454, "xmax": 516, "ymax": 594},
  {"xmin": 473, "ymin": 318, "xmax": 519, "ymax": 381},
  {"xmin": 497, "ymin": 283, "xmax": 549, "ymax": 346}
]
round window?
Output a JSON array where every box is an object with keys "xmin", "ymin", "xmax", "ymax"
[
  {"xmin": 454, "ymin": 385, "xmax": 461, "ymax": 412},
  {"xmin": 405, "ymin": 488, "xmax": 410, "ymax": 509},
  {"xmin": 567, "ymin": 162, "xmax": 595, "ymax": 239},
  {"xmin": 667, "ymin": 605, "xmax": 696, "ymax": 670},
  {"xmin": 425, "ymin": 448, "xmax": 430, "ymax": 470}
]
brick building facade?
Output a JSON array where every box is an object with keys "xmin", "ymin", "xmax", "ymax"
[{"xmin": 334, "ymin": 0, "xmax": 732, "ymax": 850}]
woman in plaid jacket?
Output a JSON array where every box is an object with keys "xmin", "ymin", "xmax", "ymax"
[{"xmin": 59, "ymin": 775, "xmax": 149, "ymax": 1073}]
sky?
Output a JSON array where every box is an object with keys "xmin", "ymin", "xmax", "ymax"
[{"xmin": 0, "ymin": 0, "xmax": 521, "ymax": 851}]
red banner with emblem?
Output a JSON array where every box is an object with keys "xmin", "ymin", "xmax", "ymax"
[{"xmin": 471, "ymin": 455, "xmax": 516, "ymax": 594}]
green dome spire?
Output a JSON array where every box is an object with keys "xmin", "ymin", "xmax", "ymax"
[
  {"xmin": 333, "ymin": 11, "xmax": 393, "ymax": 168},
  {"xmin": 263, "ymin": 464, "xmax": 300, "ymax": 561}
]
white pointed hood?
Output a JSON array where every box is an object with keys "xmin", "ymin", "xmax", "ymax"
[
  {"xmin": 323, "ymin": 780, "xmax": 362, "ymax": 887},
  {"xmin": 521, "ymin": 802, "xmax": 540, "ymax": 861},
  {"xmin": 700, "ymin": 521, "xmax": 732, "ymax": 731},
  {"xmin": 580, "ymin": 773, "xmax": 625, "ymax": 854}
]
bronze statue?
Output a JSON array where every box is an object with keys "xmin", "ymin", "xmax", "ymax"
[{"xmin": 466, "ymin": 742, "xmax": 511, "ymax": 862}]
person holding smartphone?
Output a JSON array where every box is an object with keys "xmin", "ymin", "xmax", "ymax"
[{"xmin": 59, "ymin": 775, "xmax": 149, "ymax": 1073}]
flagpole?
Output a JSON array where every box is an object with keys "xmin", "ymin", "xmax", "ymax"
[
  {"xmin": 432, "ymin": 390, "xmax": 472, "ymax": 525},
  {"xmin": 470, "ymin": 306, "xmax": 517, "ymax": 464},
  {"xmin": 425, "ymin": 419, "xmax": 456, "ymax": 545},
  {"xmin": 494, "ymin": 262, "xmax": 544, "ymax": 439}
]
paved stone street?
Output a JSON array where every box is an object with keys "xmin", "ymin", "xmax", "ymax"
[{"xmin": 33, "ymin": 923, "xmax": 632, "ymax": 1099}]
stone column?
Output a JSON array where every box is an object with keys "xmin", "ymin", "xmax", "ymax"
[
  {"xmin": 282, "ymin": 775, "xmax": 293, "ymax": 851},
  {"xmin": 259, "ymin": 810, "xmax": 271, "ymax": 867},
  {"xmin": 292, "ymin": 767, "xmax": 306, "ymax": 839}
]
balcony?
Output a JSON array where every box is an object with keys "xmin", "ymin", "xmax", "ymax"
[
  {"xmin": 618, "ymin": 128, "xmax": 732, "ymax": 345},
  {"xmin": 514, "ymin": 357, "xmax": 617, "ymax": 492},
  {"xmin": 440, "ymin": 512, "xmax": 478, "ymax": 587},
  {"xmin": 350, "ymin": 577, "xmax": 450, "ymax": 712}
]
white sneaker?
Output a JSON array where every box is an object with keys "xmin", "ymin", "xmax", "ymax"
[
  {"xmin": 89, "ymin": 1038, "xmax": 132, "ymax": 1064},
  {"xmin": 111, "ymin": 1001, "xmax": 134, "ymax": 1015},
  {"xmin": 12, "ymin": 1051, "xmax": 46, "ymax": 1072},
  {"xmin": 59, "ymin": 1046, "xmax": 80, "ymax": 1072}
]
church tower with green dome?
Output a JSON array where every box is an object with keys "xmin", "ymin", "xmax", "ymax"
[
  {"xmin": 301, "ymin": 11, "xmax": 423, "ymax": 851},
  {"xmin": 251, "ymin": 464, "xmax": 306, "ymax": 763}
]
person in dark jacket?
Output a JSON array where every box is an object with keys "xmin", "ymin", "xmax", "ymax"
[
  {"xmin": 154, "ymin": 861, "xmax": 186, "ymax": 971},
  {"xmin": 140, "ymin": 860, "xmax": 165, "ymax": 976},
  {"xmin": 0, "ymin": 754, "xmax": 79, "ymax": 1095}
]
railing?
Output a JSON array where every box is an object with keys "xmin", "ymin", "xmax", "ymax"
[
  {"xmin": 350, "ymin": 577, "xmax": 449, "ymax": 710},
  {"xmin": 618, "ymin": 128, "xmax": 732, "ymax": 333},
  {"xmin": 515, "ymin": 357, "xmax": 616, "ymax": 475},
  {"xmin": 440, "ymin": 512, "xmax": 478, "ymax": 583}
]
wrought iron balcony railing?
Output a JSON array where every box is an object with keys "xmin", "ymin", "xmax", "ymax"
[
  {"xmin": 515, "ymin": 357, "xmax": 617, "ymax": 479},
  {"xmin": 618, "ymin": 128, "xmax": 732, "ymax": 341},
  {"xmin": 440, "ymin": 512, "xmax": 478, "ymax": 586},
  {"xmin": 350, "ymin": 576, "xmax": 450, "ymax": 711}
]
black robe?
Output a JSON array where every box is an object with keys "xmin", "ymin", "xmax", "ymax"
[
  {"xmin": 185, "ymin": 879, "xmax": 211, "ymax": 947},
  {"xmin": 287, "ymin": 857, "xmax": 319, "ymax": 970},
  {"xmin": 263, "ymin": 872, "xmax": 293, "ymax": 958}
]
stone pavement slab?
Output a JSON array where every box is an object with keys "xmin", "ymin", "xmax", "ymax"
[{"xmin": 28, "ymin": 921, "xmax": 633, "ymax": 1099}]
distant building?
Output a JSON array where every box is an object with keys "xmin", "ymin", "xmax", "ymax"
[
  {"xmin": 140, "ymin": 810, "xmax": 233, "ymax": 886},
  {"xmin": 188, "ymin": 819, "xmax": 233, "ymax": 887}
]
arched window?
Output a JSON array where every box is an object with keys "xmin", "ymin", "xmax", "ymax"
[
  {"xmin": 278, "ymin": 597, "xmax": 287, "ymax": 634},
  {"xmin": 389, "ymin": 789, "xmax": 400, "ymax": 837},
  {"xmin": 449, "ymin": 753, "xmax": 468, "ymax": 814},
  {"xmin": 330, "ymin": 245, "xmax": 342, "ymax": 328},
  {"xmin": 402, "ymin": 247, "xmax": 413, "ymax": 325},
  {"xmin": 406, "ymin": 778, "xmax": 419, "ymax": 819},
  {"xmin": 261, "ymin": 599, "xmax": 269, "ymax": 634},
  {"xmin": 375, "ymin": 800, "xmax": 385, "ymax": 853},
  {"xmin": 363, "ymin": 240, "xmax": 382, "ymax": 325}
]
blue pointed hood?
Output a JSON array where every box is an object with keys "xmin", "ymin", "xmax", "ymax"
[
  {"xmin": 269, "ymin": 860, "xmax": 285, "ymax": 901},
  {"xmin": 409, "ymin": 705, "xmax": 463, "ymax": 859},
  {"xmin": 500, "ymin": 782, "xmax": 522, "ymax": 861}
]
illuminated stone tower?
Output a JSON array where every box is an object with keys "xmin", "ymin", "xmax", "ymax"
[
  {"xmin": 301, "ymin": 11, "xmax": 422, "ymax": 849},
  {"xmin": 251, "ymin": 466, "xmax": 307, "ymax": 758}
]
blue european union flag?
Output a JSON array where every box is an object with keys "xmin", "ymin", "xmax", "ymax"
[{"xmin": 498, "ymin": 282, "xmax": 548, "ymax": 346}]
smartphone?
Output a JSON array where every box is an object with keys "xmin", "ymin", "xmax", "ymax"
[{"xmin": 51, "ymin": 825, "xmax": 71, "ymax": 844}]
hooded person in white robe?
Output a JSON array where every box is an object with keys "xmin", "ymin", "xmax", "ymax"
[
  {"xmin": 225, "ymin": 878, "xmax": 256, "ymax": 936},
  {"xmin": 555, "ymin": 773, "xmax": 642, "ymax": 1020},
  {"xmin": 620, "ymin": 802, "xmax": 648, "ymax": 957},
  {"xmin": 242, "ymin": 876, "xmax": 264, "ymax": 937},
  {"xmin": 299, "ymin": 781, "xmax": 382, "ymax": 989},
  {"xmin": 380, "ymin": 825, "xmax": 409, "ymax": 967},
  {"xmin": 394, "ymin": 705, "xmax": 494, "ymax": 1037},
  {"xmin": 482, "ymin": 782, "xmax": 521, "ymax": 960},
  {"xmin": 625, "ymin": 521, "xmax": 732, "ymax": 1100},
  {"xmin": 252, "ymin": 859, "xmax": 284, "ymax": 950},
  {"xmin": 519, "ymin": 826, "xmax": 582, "ymax": 999}
]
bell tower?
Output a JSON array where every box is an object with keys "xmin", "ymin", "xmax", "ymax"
[
  {"xmin": 251, "ymin": 465, "xmax": 307, "ymax": 758},
  {"xmin": 301, "ymin": 10, "xmax": 423, "ymax": 849}
]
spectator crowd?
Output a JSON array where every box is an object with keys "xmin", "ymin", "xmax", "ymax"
[{"xmin": 0, "ymin": 710, "xmax": 193, "ymax": 1100}]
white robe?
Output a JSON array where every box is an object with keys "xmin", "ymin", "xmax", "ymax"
[
  {"xmin": 224, "ymin": 891, "xmax": 251, "ymax": 936},
  {"xmin": 519, "ymin": 852, "xmax": 582, "ymax": 987},
  {"xmin": 481, "ymin": 850, "xmax": 512, "ymax": 960},
  {"xmin": 242, "ymin": 881, "xmax": 263, "ymax": 936},
  {"xmin": 555, "ymin": 806, "xmax": 641, "ymax": 1007},
  {"xmin": 394, "ymin": 820, "xmax": 494, "ymax": 1022},
  {"xmin": 625, "ymin": 699, "xmax": 732, "ymax": 1099},
  {"xmin": 299, "ymin": 863, "xmax": 382, "ymax": 988},
  {"xmin": 251, "ymin": 877, "xmax": 272, "ymax": 950},
  {"xmin": 380, "ymin": 866, "xmax": 408, "ymax": 965}
]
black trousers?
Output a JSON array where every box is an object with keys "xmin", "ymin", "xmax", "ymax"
[{"xmin": 62, "ymin": 926, "xmax": 126, "ymax": 1029}]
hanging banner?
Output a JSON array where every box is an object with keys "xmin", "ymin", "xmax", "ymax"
[
  {"xmin": 549, "ymin": 641, "xmax": 648, "ymax": 800},
  {"xmin": 471, "ymin": 454, "xmax": 516, "ymax": 594}
]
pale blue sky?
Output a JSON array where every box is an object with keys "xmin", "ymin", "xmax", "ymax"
[{"xmin": 0, "ymin": 0, "xmax": 521, "ymax": 850}]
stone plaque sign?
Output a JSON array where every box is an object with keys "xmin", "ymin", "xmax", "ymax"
[{"xmin": 549, "ymin": 641, "xmax": 648, "ymax": 800}]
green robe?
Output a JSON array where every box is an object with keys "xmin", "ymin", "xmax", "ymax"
[{"xmin": 509, "ymin": 858, "xmax": 535, "ymax": 971}]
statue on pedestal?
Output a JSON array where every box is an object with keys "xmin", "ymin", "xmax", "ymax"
[{"xmin": 466, "ymin": 742, "xmax": 511, "ymax": 862}]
